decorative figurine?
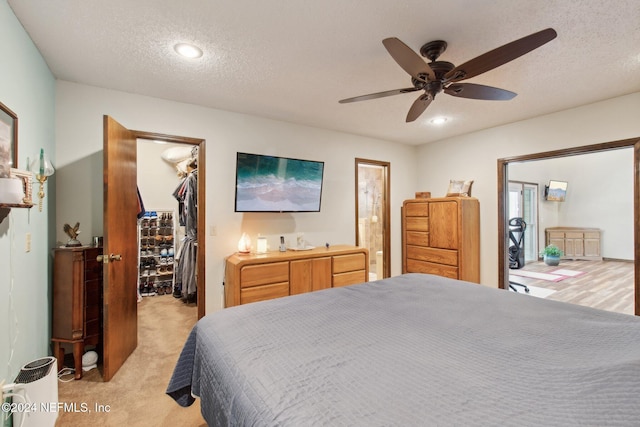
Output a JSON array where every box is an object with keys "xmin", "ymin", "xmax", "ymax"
[{"xmin": 63, "ymin": 222, "xmax": 82, "ymax": 247}]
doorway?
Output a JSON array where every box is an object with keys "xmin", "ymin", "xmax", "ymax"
[
  {"xmin": 508, "ymin": 181, "xmax": 538, "ymax": 263},
  {"xmin": 133, "ymin": 131, "xmax": 206, "ymax": 319},
  {"xmin": 102, "ymin": 116, "xmax": 205, "ymax": 381},
  {"xmin": 136, "ymin": 139, "xmax": 199, "ymax": 303},
  {"xmin": 355, "ymin": 158, "xmax": 390, "ymax": 280},
  {"xmin": 497, "ymin": 137, "xmax": 640, "ymax": 316}
]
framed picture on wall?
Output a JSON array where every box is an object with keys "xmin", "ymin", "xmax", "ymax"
[
  {"xmin": 0, "ymin": 101, "xmax": 18, "ymax": 178},
  {"xmin": 545, "ymin": 180, "xmax": 568, "ymax": 201}
]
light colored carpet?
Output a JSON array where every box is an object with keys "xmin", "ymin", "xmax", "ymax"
[{"xmin": 55, "ymin": 296, "xmax": 205, "ymax": 426}]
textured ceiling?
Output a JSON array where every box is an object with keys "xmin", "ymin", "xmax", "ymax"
[{"xmin": 8, "ymin": 0, "xmax": 640, "ymax": 145}]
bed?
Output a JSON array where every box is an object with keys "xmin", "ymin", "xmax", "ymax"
[{"xmin": 167, "ymin": 273, "xmax": 640, "ymax": 426}]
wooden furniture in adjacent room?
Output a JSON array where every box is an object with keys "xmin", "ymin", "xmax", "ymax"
[
  {"xmin": 401, "ymin": 196, "xmax": 480, "ymax": 283},
  {"xmin": 51, "ymin": 246, "xmax": 103, "ymax": 379},
  {"xmin": 225, "ymin": 245, "xmax": 368, "ymax": 307},
  {"xmin": 545, "ymin": 227, "xmax": 602, "ymax": 260}
]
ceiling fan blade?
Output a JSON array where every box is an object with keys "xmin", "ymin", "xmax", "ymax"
[
  {"xmin": 382, "ymin": 37, "xmax": 435, "ymax": 81},
  {"xmin": 445, "ymin": 28, "xmax": 557, "ymax": 82},
  {"xmin": 406, "ymin": 94, "xmax": 433, "ymax": 122},
  {"xmin": 444, "ymin": 83, "xmax": 516, "ymax": 100},
  {"xmin": 339, "ymin": 87, "xmax": 419, "ymax": 104}
]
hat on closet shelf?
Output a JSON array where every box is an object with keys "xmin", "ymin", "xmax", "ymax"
[
  {"xmin": 161, "ymin": 146, "xmax": 193, "ymax": 164},
  {"xmin": 161, "ymin": 146, "xmax": 194, "ymax": 176}
]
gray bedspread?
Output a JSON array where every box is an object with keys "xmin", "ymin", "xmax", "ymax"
[{"xmin": 167, "ymin": 273, "xmax": 640, "ymax": 426}]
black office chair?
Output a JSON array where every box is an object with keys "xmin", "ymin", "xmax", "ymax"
[{"xmin": 508, "ymin": 217, "xmax": 529, "ymax": 293}]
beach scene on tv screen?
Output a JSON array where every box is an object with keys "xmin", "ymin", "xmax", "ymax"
[{"xmin": 236, "ymin": 154, "xmax": 324, "ymax": 212}]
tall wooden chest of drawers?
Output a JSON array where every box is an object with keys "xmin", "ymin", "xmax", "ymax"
[
  {"xmin": 402, "ymin": 197, "xmax": 480, "ymax": 283},
  {"xmin": 52, "ymin": 246, "xmax": 103, "ymax": 379}
]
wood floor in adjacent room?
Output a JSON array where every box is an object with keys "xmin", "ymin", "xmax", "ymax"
[{"xmin": 509, "ymin": 259, "xmax": 635, "ymax": 315}]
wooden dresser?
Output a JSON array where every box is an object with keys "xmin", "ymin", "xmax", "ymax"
[
  {"xmin": 402, "ymin": 197, "xmax": 480, "ymax": 283},
  {"xmin": 545, "ymin": 227, "xmax": 602, "ymax": 260},
  {"xmin": 52, "ymin": 246, "xmax": 103, "ymax": 379},
  {"xmin": 225, "ymin": 245, "xmax": 369, "ymax": 307}
]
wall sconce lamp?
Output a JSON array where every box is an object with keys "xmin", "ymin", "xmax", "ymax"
[{"xmin": 30, "ymin": 148, "xmax": 55, "ymax": 211}]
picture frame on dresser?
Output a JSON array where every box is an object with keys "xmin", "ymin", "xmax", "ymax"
[
  {"xmin": 0, "ymin": 101, "xmax": 18, "ymax": 177},
  {"xmin": 10, "ymin": 167, "xmax": 33, "ymax": 205}
]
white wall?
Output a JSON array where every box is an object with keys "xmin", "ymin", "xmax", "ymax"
[
  {"xmin": 137, "ymin": 140, "xmax": 187, "ymax": 212},
  {"xmin": 55, "ymin": 81, "xmax": 418, "ymax": 313},
  {"xmin": 417, "ymin": 92, "xmax": 640, "ymax": 287},
  {"xmin": 0, "ymin": 0, "xmax": 56, "ymax": 381},
  {"xmin": 509, "ymin": 149, "xmax": 634, "ymax": 260}
]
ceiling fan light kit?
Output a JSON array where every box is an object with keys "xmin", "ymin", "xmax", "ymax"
[{"xmin": 339, "ymin": 28, "xmax": 557, "ymax": 123}]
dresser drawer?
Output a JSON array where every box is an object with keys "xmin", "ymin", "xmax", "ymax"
[
  {"xmin": 405, "ymin": 217, "xmax": 429, "ymax": 232},
  {"xmin": 404, "ymin": 202, "xmax": 428, "ymax": 217},
  {"xmin": 85, "ymin": 318, "xmax": 100, "ymax": 338},
  {"xmin": 241, "ymin": 262, "xmax": 289, "ymax": 288},
  {"xmin": 565, "ymin": 232, "xmax": 584, "ymax": 239},
  {"xmin": 333, "ymin": 270, "xmax": 366, "ymax": 287},
  {"xmin": 406, "ymin": 231, "xmax": 429, "ymax": 247},
  {"xmin": 85, "ymin": 304, "xmax": 100, "ymax": 323},
  {"xmin": 333, "ymin": 253, "xmax": 365, "ymax": 274},
  {"xmin": 406, "ymin": 245, "xmax": 458, "ymax": 266},
  {"xmin": 241, "ymin": 282, "xmax": 289, "ymax": 304},
  {"xmin": 548, "ymin": 231, "xmax": 565, "ymax": 239},
  {"xmin": 406, "ymin": 259, "xmax": 458, "ymax": 279}
]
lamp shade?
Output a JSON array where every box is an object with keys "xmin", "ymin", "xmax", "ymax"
[
  {"xmin": 30, "ymin": 148, "xmax": 55, "ymax": 177},
  {"xmin": 237, "ymin": 233, "xmax": 251, "ymax": 253}
]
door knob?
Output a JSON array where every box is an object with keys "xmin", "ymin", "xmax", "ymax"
[{"xmin": 96, "ymin": 253, "xmax": 123, "ymax": 263}]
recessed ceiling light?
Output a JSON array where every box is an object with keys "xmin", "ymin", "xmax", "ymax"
[
  {"xmin": 430, "ymin": 117, "xmax": 448, "ymax": 125},
  {"xmin": 174, "ymin": 43, "xmax": 203, "ymax": 59}
]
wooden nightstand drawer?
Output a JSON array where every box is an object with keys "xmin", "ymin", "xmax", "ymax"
[
  {"xmin": 333, "ymin": 253, "xmax": 365, "ymax": 273},
  {"xmin": 241, "ymin": 262, "xmax": 289, "ymax": 288}
]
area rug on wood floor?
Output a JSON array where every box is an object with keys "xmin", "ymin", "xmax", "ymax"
[
  {"xmin": 550, "ymin": 269, "xmax": 586, "ymax": 278},
  {"xmin": 510, "ymin": 285, "xmax": 556, "ymax": 299},
  {"xmin": 509, "ymin": 270, "xmax": 566, "ymax": 282}
]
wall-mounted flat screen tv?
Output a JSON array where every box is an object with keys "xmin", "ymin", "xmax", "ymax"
[
  {"xmin": 235, "ymin": 152, "xmax": 325, "ymax": 212},
  {"xmin": 545, "ymin": 180, "xmax": 568, "ymax": 201}
]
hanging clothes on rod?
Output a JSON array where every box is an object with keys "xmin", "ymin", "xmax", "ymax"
[{"xmin": 173, "ymin": 160, "xmax": 198, "ymax": 302}]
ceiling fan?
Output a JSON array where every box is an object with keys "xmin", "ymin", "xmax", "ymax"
[{"xmin": 339, "ymin": 28, "xmax": 557, "ymax": 122}]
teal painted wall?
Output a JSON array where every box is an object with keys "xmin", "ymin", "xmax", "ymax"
[{"xmin": 0, "ymin": 0, "xmax": 56, "ymax": 383}]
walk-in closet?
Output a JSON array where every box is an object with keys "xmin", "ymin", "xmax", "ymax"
[{"xmin": 137, "ymin": 140, "xmax": 199, "ymax": 312}]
